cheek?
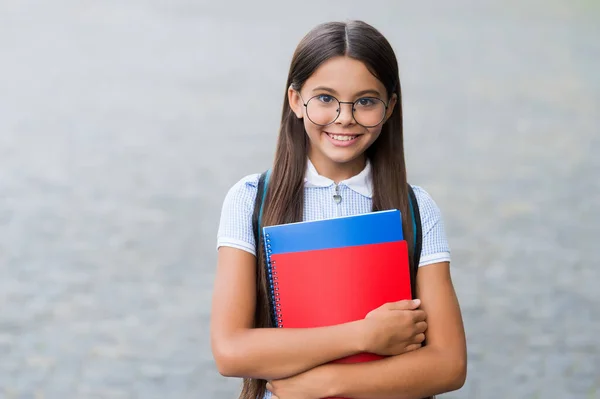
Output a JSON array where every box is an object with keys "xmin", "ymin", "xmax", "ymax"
[
  {"xmin": 303, "ymin": 119, "xmax": 323, "ymax": 138},
  {"xmin": 367, "ymin": 127, "xmax": 383, "ymax": 141}
]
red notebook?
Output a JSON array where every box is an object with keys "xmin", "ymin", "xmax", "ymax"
[{"xmin": 262, "ymin": 210, "xmax": 412, "ymax": 365}]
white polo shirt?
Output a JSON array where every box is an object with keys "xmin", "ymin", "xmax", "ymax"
[{"xmin": 217, "ymin": 159, "xmax": 451, "ymax": 267}]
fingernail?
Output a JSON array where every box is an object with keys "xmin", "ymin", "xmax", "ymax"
[{"xmin": 413, "ymin": 299, "xmax": 421, "ymax": 306}]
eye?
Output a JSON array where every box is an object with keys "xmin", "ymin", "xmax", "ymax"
[
  {"xmin": 316, "ymin": 94, "xmax": 335, "ymax": 103},
  {"xmin": 356, "ymin": 97, "xmax": 376, "ymax": 107}
]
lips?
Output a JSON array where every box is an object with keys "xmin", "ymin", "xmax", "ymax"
[{"xmin": 323, "ymin": 132, "xmax": 362, "ymax": 147}]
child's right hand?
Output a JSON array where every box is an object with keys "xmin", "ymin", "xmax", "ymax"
[{"xmin": 361, "ymin": 299, "xmax": 427, "ymax": 356}]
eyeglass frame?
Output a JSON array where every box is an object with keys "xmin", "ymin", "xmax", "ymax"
[{"xmin": 296, "ymin": 91, "xmax": 391, "ymax": 128}]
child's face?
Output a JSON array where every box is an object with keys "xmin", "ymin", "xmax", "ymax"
[{"xmin": 289, "ymin": 55, "xmax": 396, "ymax": 173}]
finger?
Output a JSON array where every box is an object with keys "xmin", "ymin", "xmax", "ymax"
[
  {"xmin": 414, "ymin": 321, "xmax": 428, "ymax": 333},
  {"xmin": 404, "ymin": 343, "xmax": 422, "ymax": 352},
  {"xmin": 410, "ymin": 309, "xmax": 427, "ymax": 322},
  {"xmin": 266, "ymin": 381, "xmax": 273, "ymax": 391},
  {"xmin": 389, "ymin": 299, "xmax": 420, "ymax": 310},
  {"xmin": 413, "ymin": 332, "xmax": 426, "ymax": 344}
]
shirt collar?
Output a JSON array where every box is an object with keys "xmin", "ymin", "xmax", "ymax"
[{"xmin": 304, "ymin": 158, "xmax": 373, "ymax": 198}]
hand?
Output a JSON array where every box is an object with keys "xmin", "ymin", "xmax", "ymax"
[
  {"xmin": 362, "ymin": 298, "xmax": 427, "ymax": 356},
  {"xmin": 266, "ymin": 365, "xmax": 333, "ymax": 399}
]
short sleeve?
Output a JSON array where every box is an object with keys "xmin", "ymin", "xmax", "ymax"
[
  {"xmin": 216, "ymin": 173, "xmax": 261, "ymax": 256},
  {"xmin": 411, "ymin": 185, "xmax": 451, "ymax": 267}
]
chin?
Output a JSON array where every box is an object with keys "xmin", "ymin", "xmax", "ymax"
[{"xmin": 322, "ymin": 150, "xmax": 364, "ymax": 165}]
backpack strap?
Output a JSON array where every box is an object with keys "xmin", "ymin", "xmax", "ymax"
[
  {"xmin": 407, "ymin": 184, "xmax": 423, "ymax": 269},
  {"xmin": 407, "ymin": 184, "xmax": 423, "ymax": 298},
  {"xmin": 252, "ymin": 170, "xmax": 270, "ymax": 251}
]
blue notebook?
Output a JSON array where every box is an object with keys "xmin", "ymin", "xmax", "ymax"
[{"xmin": 262, "ymin": 209, "xmax": 404, "ymax": 255}]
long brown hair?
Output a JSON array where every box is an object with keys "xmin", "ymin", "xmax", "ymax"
[{"xmin": 240, "ymin": 20, "xmax": 418, "ymax": 399}]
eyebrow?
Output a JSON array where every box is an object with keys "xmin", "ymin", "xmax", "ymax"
[{"xmin": 311, "ymin": 86, "xmax": 382, "ymax": 98}]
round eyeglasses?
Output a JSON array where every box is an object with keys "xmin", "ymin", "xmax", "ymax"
[{"xmin": 298, "ymin": 93, "xmax": 389, "ymax": 128}]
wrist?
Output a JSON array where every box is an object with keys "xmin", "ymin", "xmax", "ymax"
[
  {"xmin": 317, "ymin": 363, "xmax": 345, "ymax": 398},
  {"xmin": 349, "ymin": 319, "xmax": 370, "ymax": 354}
]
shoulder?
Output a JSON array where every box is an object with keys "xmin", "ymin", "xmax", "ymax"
[
  {"xmin": 226, "ymin": 173, "xmax": 262, "ymax": 194},
  {"xmin": 409, "ymin": 184, "xmax": 451, "ymax": 266},
  {"xmin": 219, "ymin": 172, "xmax": 263, "ymax": 220},
  {"xmin": 409, "ymin": 184, "xmax": 444, "ymax": 219},
  {"xmin": 216, "ymin": 173, "xmax": 263, "ymax": 256},
  {"xmin": 221, "ymin": 173, "xmax": 262, "ymax": 207}
]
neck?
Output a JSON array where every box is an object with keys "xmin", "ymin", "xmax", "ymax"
[{"xmin": 308, "ymin": 153, "xmax": 366, "ymax": 183}]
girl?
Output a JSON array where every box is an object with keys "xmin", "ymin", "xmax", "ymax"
[{"xmin": 211, "ymin": 20, "xmax": 467, "ymax": 399}]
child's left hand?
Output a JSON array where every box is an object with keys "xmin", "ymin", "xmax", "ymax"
[{"xmin": 266, "ymin": 365, "xmax": 334, "ymax": 399}]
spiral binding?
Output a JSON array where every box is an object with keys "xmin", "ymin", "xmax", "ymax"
[{"xmin": 265, "ymin": 233, "xmax": 283, "ymax": 328}]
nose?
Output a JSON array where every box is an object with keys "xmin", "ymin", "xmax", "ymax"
[{"xmin": 335, "ymin": 102, "xmax": 356, "ymax": 126}]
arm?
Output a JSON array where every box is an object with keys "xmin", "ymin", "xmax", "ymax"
[
  {"xmin": 210, "ymin": 246, "xmax": 366, "ymax": 381},
  {"xmin": 323, "ymin": 261, "xmax": 467, "ymax": 399}
]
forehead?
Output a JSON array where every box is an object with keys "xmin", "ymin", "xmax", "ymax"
[{"xmin": 303, "ymin": 56, "xmax": 386, "ymax": 97}]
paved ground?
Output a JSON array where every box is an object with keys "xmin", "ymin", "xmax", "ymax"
[{"xmin": 1, "ymin": 0, "xmax": 599, "ymax": 398}]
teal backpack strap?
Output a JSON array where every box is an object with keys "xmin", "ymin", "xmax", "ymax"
[
  {"xmin": 407, "ymin": 184, "xmax": 422, "ymax": 266},
  {"xmin": 407, "ymin": 184, "xmax": 423, "ymax": 297},
  {"xmin": 258, "ymin": 169, "xmax": 271, "ymax": 235},
  {"xmin": 252, "ymin": 169, "xmax": 271, "ymax": 249}
]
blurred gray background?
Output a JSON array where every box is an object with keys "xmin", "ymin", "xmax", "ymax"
[{"xmin": 1, "ymin": 0, "xmax": 599, "ymax": 398}]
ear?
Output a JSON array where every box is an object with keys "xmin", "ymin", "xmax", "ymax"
[
  {"xmin": 383, "ymin": 93, "xmax": 398, "ymax": 123},
  {"xmin": 288, "ymin": 86, "xmax": 304, "ymax": 119}
]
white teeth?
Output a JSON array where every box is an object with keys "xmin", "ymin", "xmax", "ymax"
[{"xmin": 329, "ymin": 134, "xmax": 357, "ymax": 141}]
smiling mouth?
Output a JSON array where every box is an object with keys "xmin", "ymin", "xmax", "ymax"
[{"xmin": 325, "ymin": 132, "xmax": 359, "ymax": 141}]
